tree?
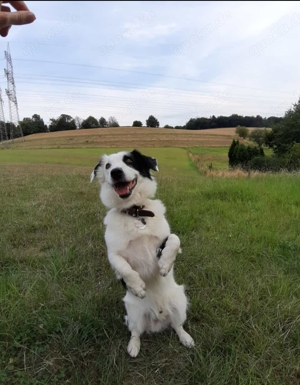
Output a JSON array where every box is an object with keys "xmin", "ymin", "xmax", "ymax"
[
  {"xmin": 146, "ymin": 115, "xmax": 159, "ymax": 128},
  {"xmin": 74, "ymin": 116, "xmax": 83, "ymax": 129},
  {"xmin": 228, "ymin": 139, "xmax": 239, "ymax": 167},
  {"xmin": 236, "ymin": 143, "xmax": 249, "ymax": 167},
  {"xmin": 49, "ymin": 114, "xmax": 76, "ymax": 132},
  {"xmin": 20, "ymin": 114, "xmax": 47, "ymax": 136},
  {"xmin": 249, "ymin": 128, "xmax": 265, "ymax": 147},
  {"xmin": 263, "ymin": 129, "xmax": 275, "ymax": 148},
  {"xmin": 81, "ymin": 116, "xmax": 99, "ymax": 129},
  {"xmin": 107, "ymin": 116, "xmax": 119, "ymax": 127},
  {"xmin": 235, "ymin": 125, "xmax": 249, "ymax": 139},
  {"xmin": 0, "ymin": 121, "xmax": 7, "ymax": 141},
  {"xmin": 99, "ymin": 117, "xmax": 108, "ymax": 128},
  {"xmin": 164, "ymin": 124, "xmax": 174, "ymax": 129},
  {"xmin": 271, "ymin": 97, "xmax": 300, "ymax": 155},
  {"xmin": 132, "ymin": 120, "xmax": 142, "ymax": 127},
  {"xmin": 19, "ymin": 117, "xmax": 33, "ymax": 136}
]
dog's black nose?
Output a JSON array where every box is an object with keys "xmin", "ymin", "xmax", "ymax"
[{"xmin": 111, "ymin": 168, "xmax": 124, "ymax": 180}]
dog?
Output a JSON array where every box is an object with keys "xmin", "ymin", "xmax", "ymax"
[{"xmin": 90, "ymin": 149, "xmax": 194, "ymax": 357}]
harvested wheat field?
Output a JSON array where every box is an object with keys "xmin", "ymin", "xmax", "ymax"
[{"xmin": 7, "ymin": 127, "xmax": 248, "ymax": 149}]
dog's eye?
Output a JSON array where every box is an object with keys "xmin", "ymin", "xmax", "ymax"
[
  {"xmin": 105, "ymin": 163, "xmax": 111, "ymax": 170},
  {"xmin": 125, "ymin": 158, "xmax": 133, "ymax": 165}
]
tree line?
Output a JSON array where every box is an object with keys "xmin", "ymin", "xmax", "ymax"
[{"xmin": 0, "ymin": 112, "xmax": 284, "ymax": 140}]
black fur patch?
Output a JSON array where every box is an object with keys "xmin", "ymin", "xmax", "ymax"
[
  {"xmin": 123, "ymin": 150, "xmax": 158, "ymax": 180},
  {"xmin": 93, "ymin": 158, "xmax": 102, "ymax": 177}
]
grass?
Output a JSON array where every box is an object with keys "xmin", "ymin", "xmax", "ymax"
[
  {"xmin": 0, "ymin": 148, "xmax": 193, "ymax": 178},
  {"xmin": 0, "ymin": 147, "xmax": 299, "ymax": 384},
  {"xmin": 189, "ymin": 147, "xmax": 229, "ymax": 170},
  {"xmin": 188, "ymin": 146, "xmax": 274, "ymax": 172}
]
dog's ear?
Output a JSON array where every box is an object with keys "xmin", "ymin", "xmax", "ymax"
[
  {"xmin": 90, "ymin": 158, "xmax": 103, "ymax": 183},
  {"xmin": 130, "ymin": 149, "xmax": 159, "ymax": 179},
  {"xmin": 145, "ymin": 155, "xmax": 159, "ymax": 172}
]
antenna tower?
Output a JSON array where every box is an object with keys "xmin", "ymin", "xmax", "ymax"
[
  {"xmin": 4, "ymin": 43, "xmax": 23, "ymax": 142},
  {"xmin": 0, "ymin": 87, "xmax": 8, "ymax": 143}
]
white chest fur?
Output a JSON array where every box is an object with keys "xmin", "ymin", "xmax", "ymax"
[{"xmin": 103, "ymin": 199, "xmax": 171, "ymax": 281}]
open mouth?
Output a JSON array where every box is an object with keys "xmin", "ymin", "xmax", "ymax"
[{"xmin": 113, "ymin": 178, "xmax": 137, "ymax": 198}]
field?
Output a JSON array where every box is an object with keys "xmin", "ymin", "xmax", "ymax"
[
  {"xmin": 3, "ymin": 127, "xmax": 246, "ymax": 149},
  {"xmin": 0, "ymin": 131, "xmax": 299, "ymax": 384}
]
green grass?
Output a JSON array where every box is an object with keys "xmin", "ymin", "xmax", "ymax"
[
  {"xmin": 189, "ymin": 146, "xmax": 274, "ymax": 171},
  {"xmin": 0, "ymin": 148, "xmax": 299, "ymax": 384},
  {"xmin": 189, "ymin": 147, "xmax": 229, "ymax": 170},
  {"xmin": 0, "ymin": 147, "xmax": 195, "ymax": 177}
]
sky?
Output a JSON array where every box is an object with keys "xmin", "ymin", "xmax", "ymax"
[{"xmin": 0, "ymin": 1, "xmax": 300, "ymax": 127}]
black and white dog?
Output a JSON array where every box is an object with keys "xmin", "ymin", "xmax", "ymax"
[{"xmin": 90, "ymin": 149, "xmax": 194, "ymax": 357}]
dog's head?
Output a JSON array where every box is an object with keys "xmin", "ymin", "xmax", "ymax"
[{"xmin": 90, "ymin": 149, "xmax": 159, "ymax": 209}]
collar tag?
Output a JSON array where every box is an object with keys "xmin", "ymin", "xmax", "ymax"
[{"xmin": 134, "ymin": 218, "xmax": 146, "ymax": 230}]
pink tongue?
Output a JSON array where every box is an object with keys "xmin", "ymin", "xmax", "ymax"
[{"xmin": 115, "ymin": 185, "xmax": 130, "ymax": 196}]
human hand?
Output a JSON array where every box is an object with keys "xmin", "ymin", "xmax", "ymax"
[{"xmin": 0, "ymin": 1, "xmax": 36, "ymax": 37}]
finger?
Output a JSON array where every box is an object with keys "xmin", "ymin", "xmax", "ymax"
[
  {"xmin": 0, "ymin": 10, "xmax": 35, "ymax": 27},
  {"xmin": 0, "ymin": 5, "xmax": 11, "ymax": 37},
  {"xmin": 2, "ymin": 1, "xmax": 29, "ymax": 11},
  {"xmin": 0, "ymin": 25, "xmax": 11, "ymax": 37}
]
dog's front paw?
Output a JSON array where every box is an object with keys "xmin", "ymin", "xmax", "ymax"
[
  {"xmin": 125, "ymin": 274, "xmax": 146, "ymax": 299},
  {"xmin": 180, "ymin": 331, "xmax": 195, "ymax": 348},
  {"xmin": 158, "ymin": 259, "xmax": 173, "ymax": 277},
  {"xmin": 127, "ymin": 336, "xmax": 141, "ymax": 357}
]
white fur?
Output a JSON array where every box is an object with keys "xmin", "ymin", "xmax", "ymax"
[{"xmin": 93, "ymin": 151, "xmax": 194, "ymax": 357}]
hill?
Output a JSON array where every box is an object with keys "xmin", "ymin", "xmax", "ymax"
[{"xmin": 4, "ymin": 127, "xmax": 254, "ymax": 149}]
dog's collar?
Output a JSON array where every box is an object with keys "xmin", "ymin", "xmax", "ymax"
[{"xmin": 121, "ymin": 205, "xmax": 155, "ymax": 218}]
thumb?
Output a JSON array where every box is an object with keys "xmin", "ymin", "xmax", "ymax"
[{"xmin": 1, "ymin": 10, "xmax": 36, "ymax": 27}]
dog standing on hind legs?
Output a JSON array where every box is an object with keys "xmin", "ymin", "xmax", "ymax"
[{"xmin": 90, "ymin": 149, "xmax": 194, "ymax": 357}]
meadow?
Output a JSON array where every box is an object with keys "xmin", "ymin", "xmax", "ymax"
[{"xmin": 0, "ymin": 135, "xmax": 299, "ymax": 384}]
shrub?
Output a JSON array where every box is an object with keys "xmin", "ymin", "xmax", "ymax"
[
  {"xmin": 249, "ymin": 156, "xmax": 284, "ymax": 172},
  {"xmin": 228, "ymin": 139, "xmax": 264, "ymax": 169},
  {"xmin": 249, "ymin": 128, "xmax": 266, "ymax": 147},
  {"xmin": 235, "ymin": 125, "xmax": 249, "ymax": 139}
]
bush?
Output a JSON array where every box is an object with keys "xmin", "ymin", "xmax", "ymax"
[
  {"xmin": 164, "ymin": 124, "xmax": 174, "ymax": 129},
  {"xmin": 249, "ymin": 128, "xmax": 266, "ymax": 147},
  {"xmin": 228, "ymin": 139, "xmax": 264, "ymax": 169},
  {"xmin": 235, "ymin": 125, "xmax": 249, "ymax": 139},
  {"xmin": 249, "ymin": 156, "xmax": 284, "ymax": 172},
  {"xmin": 132, "ymin": 120, "xmax": 142, "ymax": 127}
]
